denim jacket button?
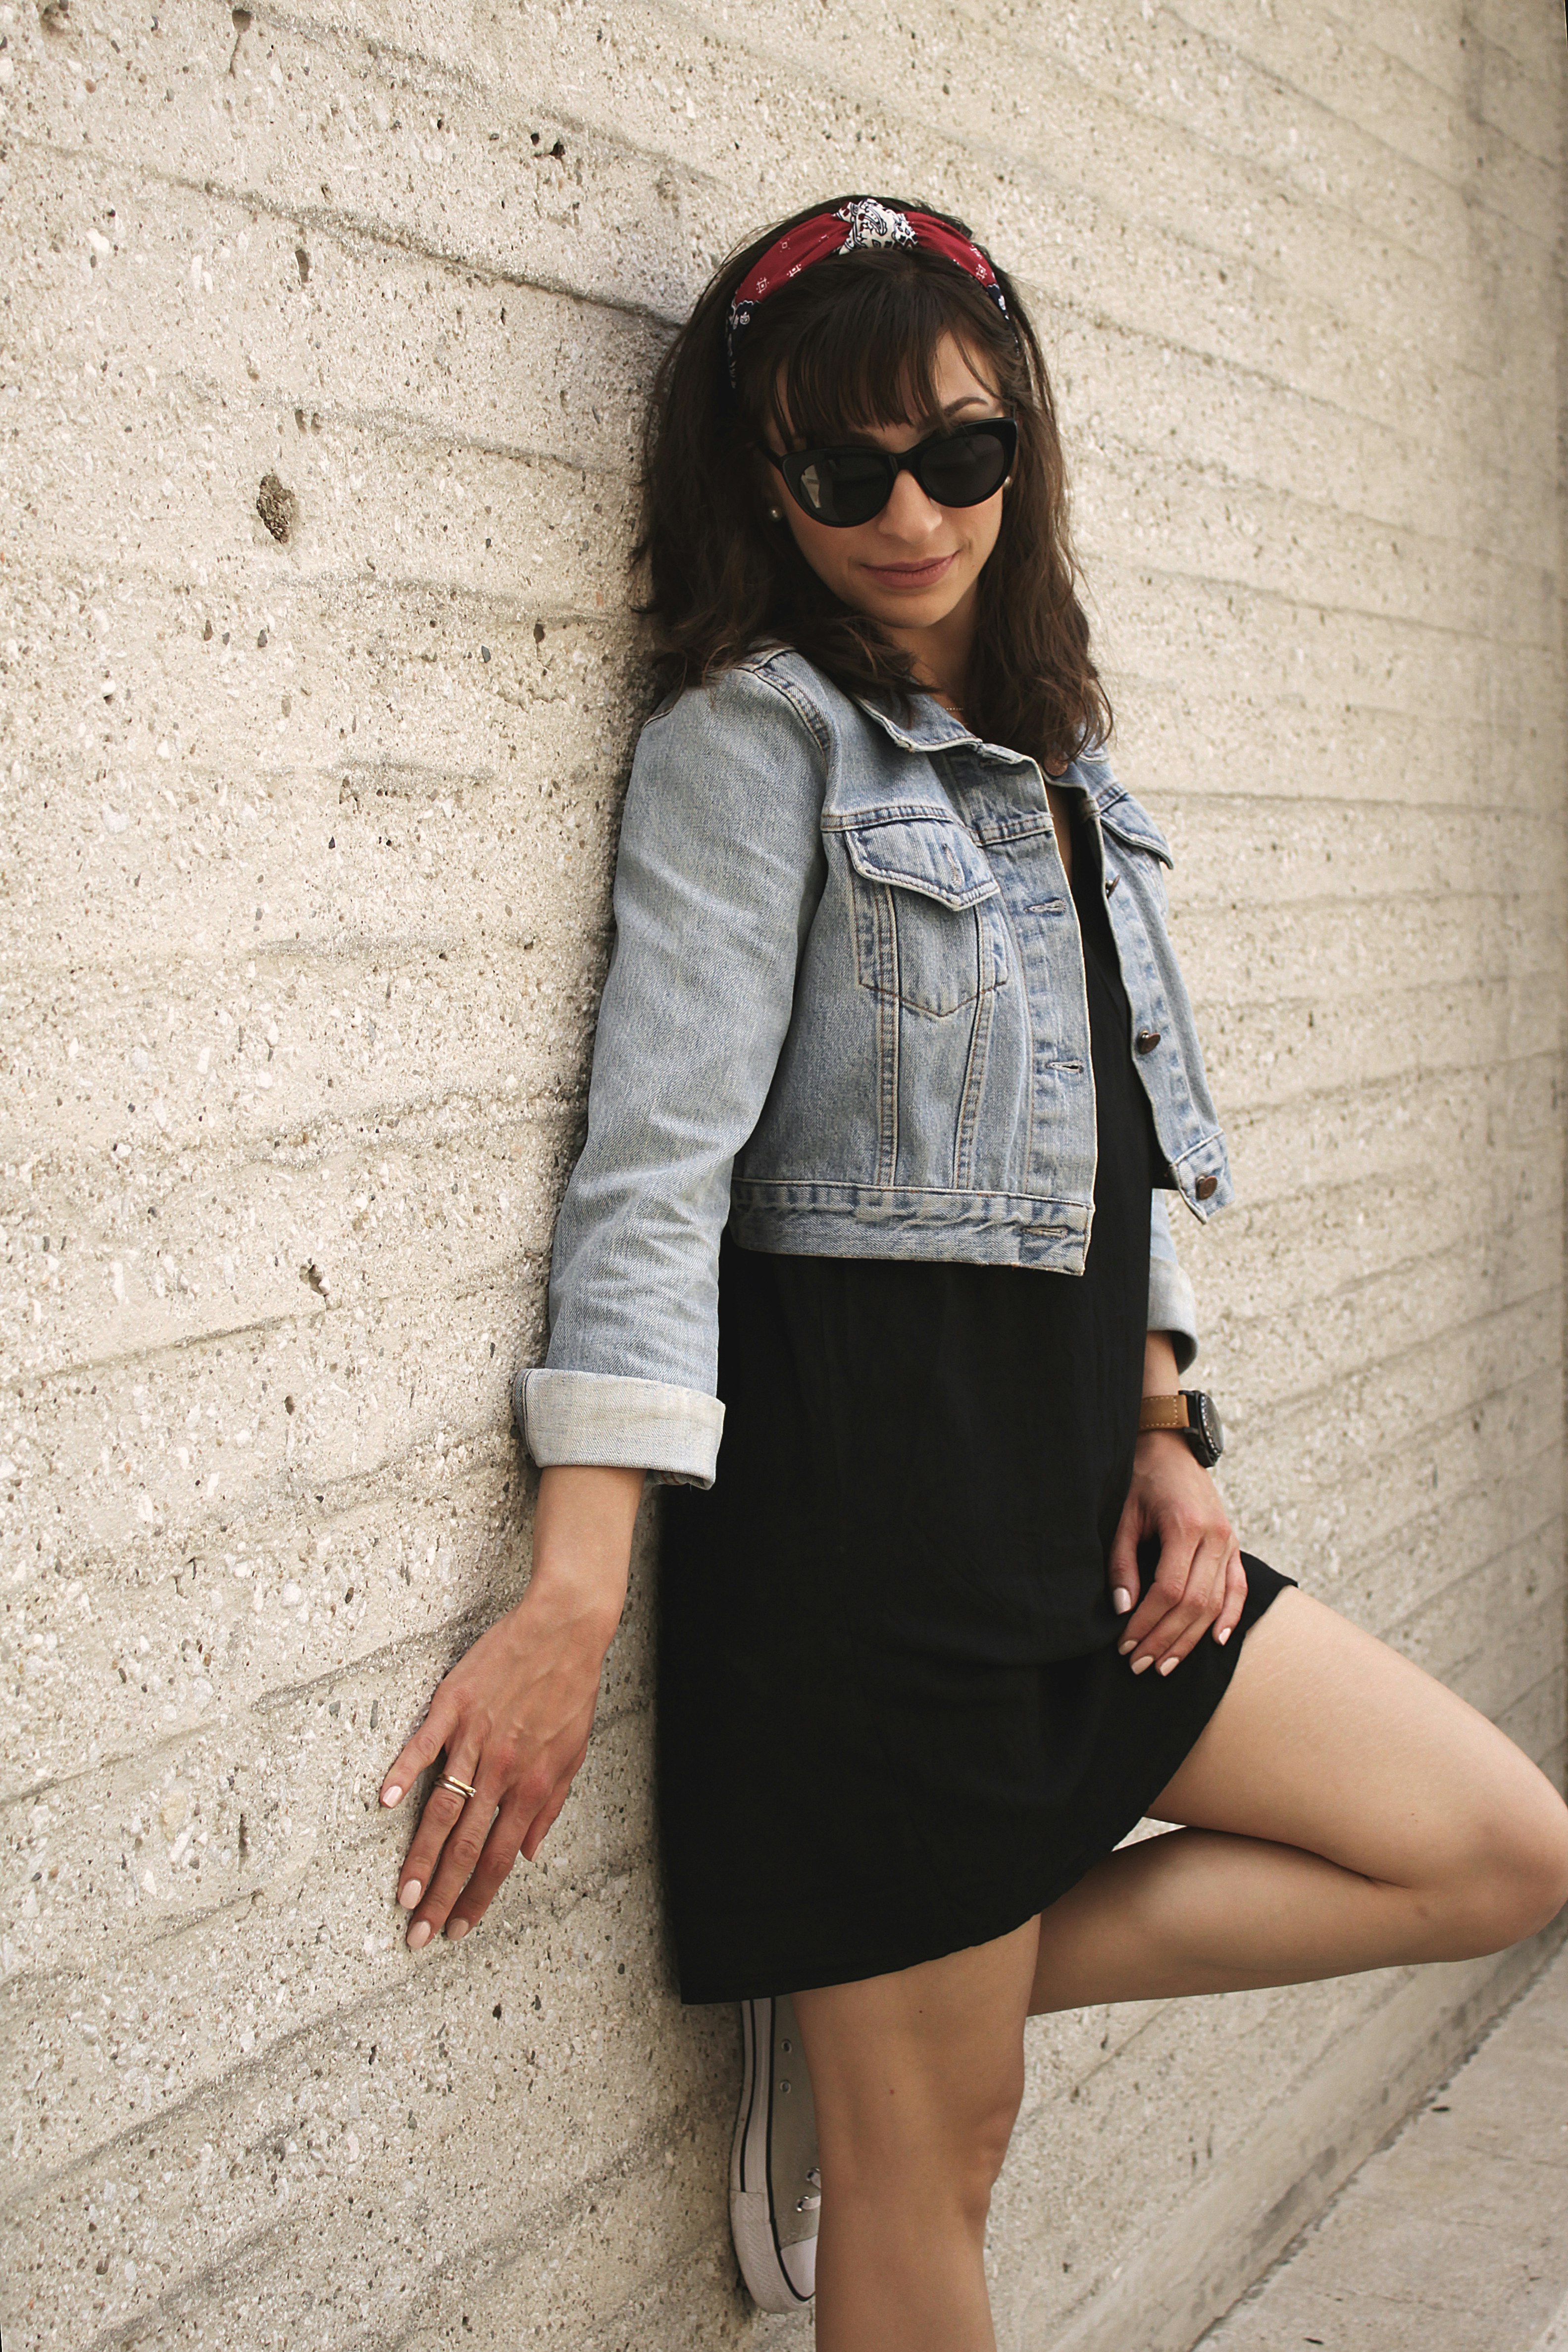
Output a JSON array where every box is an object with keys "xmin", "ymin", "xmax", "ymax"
[
  {"xmin": 1194, "ymin": 1174, "xmax": 1218, "ymax": 1200},
  {"xmin": 1135, "ymin": 1028, "xmax": 1161, "ymax": 1054}
]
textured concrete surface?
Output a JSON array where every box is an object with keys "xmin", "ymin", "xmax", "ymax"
[
  {"xmin": 0, "ymin": 2, "xmax": 1564, "ymax": 2349},
  {"xmin": 1200, "ymin": 1940, "xmax": 1568, "ymax": 2352}
]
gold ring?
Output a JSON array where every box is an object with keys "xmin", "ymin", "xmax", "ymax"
[{"xmin": 439, "ymin": 1773, "xmax": 477, "ymax": 1800}]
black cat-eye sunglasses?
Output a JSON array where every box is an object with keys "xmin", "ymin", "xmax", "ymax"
[{"xmin": 762, "ymin": 416, "xmax": 1018, "ymax": 529}]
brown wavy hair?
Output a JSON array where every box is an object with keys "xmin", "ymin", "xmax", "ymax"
[{"xmin": 635, "ymin": 195, "xmax": 1111, "ymax": 774}]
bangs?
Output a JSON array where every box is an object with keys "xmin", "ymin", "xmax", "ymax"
[{"xmin": 738, "ymin": 255, "xmax": 1022, "ymax": 449}]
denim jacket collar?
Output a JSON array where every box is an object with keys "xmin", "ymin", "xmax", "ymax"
[
  {"xmin": 853, "ymin": 691, "xmax": 1173, "ymax": 868},
  {"xmin": 853, "ymin": 689, "xmax": 1021, "ymax": 763}
]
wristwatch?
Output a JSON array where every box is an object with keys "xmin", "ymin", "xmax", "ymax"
[{"xmin": 1138, "ymin": 1389, "xmax": 1224, "ymax": 1468}]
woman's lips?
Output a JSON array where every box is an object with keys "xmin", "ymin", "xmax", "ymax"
[{"xmin": 859, "ymin": 551, "xmax": 958, "ymax": 590}]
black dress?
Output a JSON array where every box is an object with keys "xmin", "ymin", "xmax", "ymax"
[{"xmin": 658, "ymin": 809, "xmax": 1289, "ymax": 2005}]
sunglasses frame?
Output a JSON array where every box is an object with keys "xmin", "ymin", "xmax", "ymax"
[{"xmin": 762, "ymin": 415, "xmax": 1018, "ymax": 529}]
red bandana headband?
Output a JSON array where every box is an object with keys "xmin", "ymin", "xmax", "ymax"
[{"xmin": 725, "ymin": 197, "xmax": 1010, "ymax": 386}]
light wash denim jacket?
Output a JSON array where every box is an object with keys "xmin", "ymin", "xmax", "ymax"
[{"xmin": 516, "ymin": 647, "xmax": 1231, "ymax": 1487}]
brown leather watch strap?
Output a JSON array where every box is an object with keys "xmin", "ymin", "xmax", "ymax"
[{"xmin": 1138, "ymin": 1393, "xmax": 1192, "ymax": 1434}]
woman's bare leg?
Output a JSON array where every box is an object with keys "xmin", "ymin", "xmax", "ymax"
[
  {"xmin": 789, "ymin": 1591, "xmax": 1568, "ymax": 2342},
  {"xmin": 1030, "ymin": 1588, "xmax": 1568, "ymax": 2013},
  {"xmin": 793, "ymin": 1920, "xmax": 1039, "ymax": 2352}
]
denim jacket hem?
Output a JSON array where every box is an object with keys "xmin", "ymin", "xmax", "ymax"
[
  {"xmin": 727, "ymin": 1192, "xmax": 1202, "ymax": 1360},
  {"xmin": 728, "ymin": 1183, "xmax": 1088, "ymax": 1255}
]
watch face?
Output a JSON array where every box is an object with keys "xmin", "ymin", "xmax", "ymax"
[{"xmin": 1192, "ymin": 1392, "xmax": 1224, "ymax": 1463}]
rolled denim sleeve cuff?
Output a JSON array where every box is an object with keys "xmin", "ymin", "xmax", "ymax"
[
  {"xmin": 515, "ymin": 1367, "xmax": 725, "ymax": 1489},
  {"xmin": 1147, "ymin": 1252, "xmax": 1199, "ymax": 1374}
]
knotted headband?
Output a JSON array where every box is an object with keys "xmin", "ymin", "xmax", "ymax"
[{"xmin": 725, "ymin": 197, "xmax": 1011, "ymax": 386}]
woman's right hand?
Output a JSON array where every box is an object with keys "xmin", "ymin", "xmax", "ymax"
[{"xmin": 379, "ymin": 1464, "xmax": 646, "ymax": 1948}]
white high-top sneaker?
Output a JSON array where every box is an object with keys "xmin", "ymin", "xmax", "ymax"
[{"xmin": 729, "ymin": 1993, "xmax": 821, "ymax": 2310}]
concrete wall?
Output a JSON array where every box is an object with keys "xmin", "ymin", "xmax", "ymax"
[{"xmin": 0, "ymin": 2, "xmax": 1563, "ymax": 2347}]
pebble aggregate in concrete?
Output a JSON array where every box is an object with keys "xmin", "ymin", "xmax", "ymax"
[{"xmin": 1, "ymin": 1, "xmax": 1564, "ymax": 2347}]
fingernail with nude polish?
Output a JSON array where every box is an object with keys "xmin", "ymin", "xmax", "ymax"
[
  {"xmin": 1158, "ymin": 1656, "xmax": 1178, "ymax": 1677},
  {"xmin": 1215, "ymin": 1626, "xmax": 1232, "ymax": 1646},
  {"xmin": 446, "ymin": 1918, "xmax": 470, "ymax": 1943},
  {"xmin": 1111, "ymin": 1587, "xmax": 1132, "ymax": 1615},
  {"xmin": 406, "ymin": 1920, "xmax": 433, "ymax": 1951},
  {"xmin": 398, "ymin": 1878, "xmax": 421, "ymax": 1910},
  {"xmin": 1131, "ymin": 1655, "xmax": 1154, "ymax": 1676},
  {"xmin": 381, "ymin": 1786, "xmax": 402, "ymax": 1807},
  {"xmin": 1117, "ymin": 1637, "xmax": 1136, "ymax": 1656}
]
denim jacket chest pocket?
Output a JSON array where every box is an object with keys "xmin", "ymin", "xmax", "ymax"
[{"xmin": 838, "ymin": 810, "xmax": 1004, "ymax": 1018}]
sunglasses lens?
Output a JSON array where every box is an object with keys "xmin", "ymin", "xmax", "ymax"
[
  {"xmin": 780, "ymin": 421, "xmax": 1014, "ymax": 526},
  {"xmin": 917, "ymin": 426, "xmax": 1013, "ymax": 508},
  {"xmin": 792, "ymin": 449, "xmax": 893, "ymax": 525}
]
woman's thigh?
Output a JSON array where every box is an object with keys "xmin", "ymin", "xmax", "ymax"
[{"xmin": 1153, "ymin": 1587, "xmax": 1568, "ymax": 1908}]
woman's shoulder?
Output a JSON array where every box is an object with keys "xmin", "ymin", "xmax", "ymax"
[
  {"xmin": 619, "ymin": 651, "xmax": 848, "ymax": 836},
  {"xmin": 640, "ymin": 646, "xmax": 861, "ymax": 762}
]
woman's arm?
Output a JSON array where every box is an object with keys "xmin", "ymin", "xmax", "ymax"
[
  {"xmin": 521, "ymin": 664, "xmax": 829, "ymax": 1487},
  {"xmin": 381, "ymin": 671, "xmax": 827, "ymax": 1946},
  {"xmin": 379, "ymin": 1465, "xmax": 645, "ymax": 1948}
]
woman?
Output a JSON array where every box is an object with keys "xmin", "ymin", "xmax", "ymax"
[{"xmin": 379, "ymin": 198, "xmax": 1568, "ymax": 2351}]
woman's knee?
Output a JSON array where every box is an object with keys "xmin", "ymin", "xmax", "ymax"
[
  {"xmin": 960, "ymin": 2049, "xmax": 1027, "ymax": 2198},
  {"xmin": 1435, "ymin": 1766, "xmax": 1568, "ymax": 1954},
  {"xmin": 816, "ymin": 2045, "xmax": 1024, "ymax": 2216},
  {"xmin": 798, "ymin": 1922, "xmax": 1037, "ymax": 2216}
]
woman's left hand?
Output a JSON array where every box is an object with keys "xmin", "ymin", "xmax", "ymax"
[{"xmin": 1107, "ymin": 1431, "xmax": 1246, "ymax": 1675}]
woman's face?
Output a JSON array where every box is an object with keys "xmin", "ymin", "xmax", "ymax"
[{"xmin": 763, "ymin": 333, "xmax": 1009, "ymax": 644}]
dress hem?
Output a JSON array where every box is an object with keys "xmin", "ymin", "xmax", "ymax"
[{"xmin": 675, "ymin": 1561, "xmax": 1295, "ymax": 2006}]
